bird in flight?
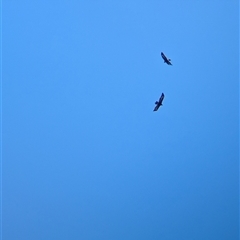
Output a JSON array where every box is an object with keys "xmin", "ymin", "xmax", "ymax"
[
  {"xmin": 161, "ymin": 52, "xmax": 172, "ymax": 65},
  {"xmin": 153, "ymin": 93, "xmax": 165, "ymax": 111}
]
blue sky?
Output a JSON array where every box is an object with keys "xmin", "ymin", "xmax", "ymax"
[{"xmin": 2, "ymin": 1, "xmax": 239, "ymax": 240}]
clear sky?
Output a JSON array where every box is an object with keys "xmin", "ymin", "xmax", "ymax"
[{"xmin": 2, "ymin": 1, "xmax": 239, "ymax": 240}]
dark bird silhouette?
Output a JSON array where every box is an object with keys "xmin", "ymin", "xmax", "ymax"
[
  {"xmin": 161, "ymin": 52, "xmax": 172, "ymax": 65},
  {"xmin": 153, "ymin": 93, "xmax": 165, "ymax": 111}
]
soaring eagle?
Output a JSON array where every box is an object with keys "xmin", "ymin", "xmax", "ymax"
[
  {"xmin": 161, "ymin": 52, "xmax": 172, "ymax": 65},
  {"xmin": 153, "ymin": 93, "xmax": 165, "ymax": 111}
]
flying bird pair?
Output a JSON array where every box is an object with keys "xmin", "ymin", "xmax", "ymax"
[{"xmin": 153, "ymin": 52, "xmax": 172, "ymax": 111}]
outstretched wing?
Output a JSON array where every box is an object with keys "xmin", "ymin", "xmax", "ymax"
[
  {"xmin": 159, "ymin": 93, "xmax": 165, "ymax": 104},
  {"xmin": 166, "ymin": 60, "xmax": 172, "ymax": 65},
  {"xmin": 153, "ymin": 104, "xmax": 160, "ymax": 111},
  {"xmin": 161, "ymin": 52, "xmax": 167, "ymax": 61}
]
